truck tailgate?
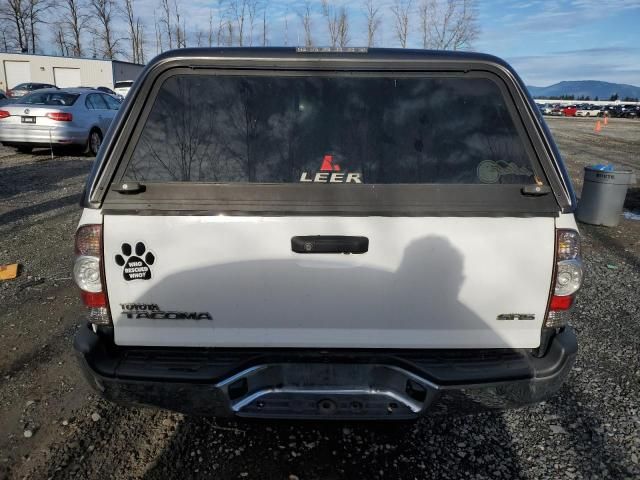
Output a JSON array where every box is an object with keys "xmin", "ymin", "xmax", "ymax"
[{"xmin": 104, "ymin": 215, "xmax": 554, "ymax": 349}]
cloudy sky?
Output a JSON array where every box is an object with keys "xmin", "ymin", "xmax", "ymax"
[
  {"xmin": 474, "ymin": 0, "xmax": 640, "ymax": 86},
  {"xmin": 81, "ymin": 0, "xmax": 640, "ymax": 87}
]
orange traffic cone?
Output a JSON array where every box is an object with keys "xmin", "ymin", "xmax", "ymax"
[
  {"xmin": 604, "ymin": 115, "xmax": 608, "ymax": 126},
  {"xmin": 595, "ymin": 120, "xmax": 602, "ymax": 132}
]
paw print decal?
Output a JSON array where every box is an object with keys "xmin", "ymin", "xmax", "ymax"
[{"xmin": 115, "ymin": 242, "xmax": 155, "ymax": 281}]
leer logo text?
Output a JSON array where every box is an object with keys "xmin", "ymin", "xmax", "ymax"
[{"xmin": 299, "ymin": 154, "xmax": 363, "ymax": 183}]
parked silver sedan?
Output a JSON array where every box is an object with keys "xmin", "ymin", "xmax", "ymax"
[{"xmin": 0, "ymin": 88, "xmax": 120, "ymax": 155}]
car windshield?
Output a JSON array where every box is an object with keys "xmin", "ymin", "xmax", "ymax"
[{"xmin": 19, "ymin": 91, "xmax": 79, "ymax": 106}]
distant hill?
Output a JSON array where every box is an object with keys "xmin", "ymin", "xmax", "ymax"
[{"xmin": 527, "ymin": 80, "xmax": 640, "ymax": 100}]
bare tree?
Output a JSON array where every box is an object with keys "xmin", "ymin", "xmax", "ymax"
[
  {"xmin": 227, "ymin": 0, "xmax": 259, "ymax": 46},
  {"xmin": 18, "ymin": 3, "xmax": 29, "ymax": 51},
  {"xmin": 418, "ymin": 0, "xmax": 429, "ymax": 48},
  {"xmin": 159, "ymin": 0, "xmax": 172, "ymax": 49},
  {"xmin": 216, "ymin": 14, "xmax": 224, "ymax": 45},
  {"xmin": 26, "ymin": 0, "xmax": 51, "ymax": 53},
  {"xmin": 337, "ymin": 6, "xmax": 349, "ymax": 47},
  {"xmin": 2, "ymin": 0, "xmax": 29, "ymax": 52},
  {"xmin": 261, "ymin": 6, "xmax": 266, "ymax": 46},
  {"xmin": 363, "ymin": 0, "xmax": 381, "ymax": 47},
  {"xmin": 154, "ymin": 10, "xmax": 162, "ymax": 53},
  {"xmin": 136, "ymin": 19, "xmax": 144, "ymax": 61},
  {"xmin": 124, "ymin": 0, "xmax": 136, "ymax": 57},
  {"xmin": 61, "ymin": 0, "xmax": 88, "ymax": 57},
  {"xmin": 90, "ymin": 0, "xmax": 122, "ymax": 59},
  {"xmin": 194, "ymin": 29, "xmax": 203, "ymax": 46},
  {"xmin": 247, "ymin": 0, "xmax": 259, "ymax": 46},
  {"xmin": 207, "ymin": 9, "xmax": 213, "ymax": 46},
  {"xmin": 283, "ymin": 8, "xmax": 288, "ymax": 46},
  {"xmin": 229, "ymin": 0, "xmax": 246, "ymax": 46},
  {"xmin": 320, "ymin": 0, "xmax": 339, "ymax": 47},
  {"xmin": 225, "ymin": 18, "xmax": 233, "ymax": 46},
  {"xmin": 298, "ymin": 1, "xmax": 313, "ymax": 47},
  {"xmin": 425, "ymin": 0, "xmax": 478, "ymax": 50},
  {"xmin": 1, "ymin": 0, "xmax": 51, "ymax": 54},
  {"xmin": 390, "ymin": 0, "xmax": 411, "ymax": 48},
  {"xmin": 0, "ymin": 24, "xmax": 13, "ymax": 51},
  {"xmin": 53, "ymin": 21, "xmax": 69, "ymax": 55},
  {"xmin": 124, "ymin": 0, "xmax": 144, "ymax": 62},
  {"xmin": 173, "ymin": 0, "xmax": 181, "ymax": 47},
  {"xmin": 173, "ymin": 0, "xmax": 187, "ymax": 48},
  {"xmin": 321, "ymin": 1, "xmax": 350, "ymax": 48}
]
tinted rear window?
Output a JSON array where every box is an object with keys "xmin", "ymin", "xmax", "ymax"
[
  {"xmin": 20, "ymin": 92, "xmax": 79, "ymax": 106},
  {"xmin": 115, "ymin": 81, "xmax": 133, "ymax": 88},
  {"xmin": 123, "ymin": 75, "xmax": 536, "ymax": 185}
]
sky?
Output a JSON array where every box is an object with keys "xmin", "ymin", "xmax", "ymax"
[
  {"xmin": 474, "ymin": 0, "xmax": 640, "ymax": 86},
  {"xmin": 81, "ymin": 0, "xmax": 640, "ymax": 87}
]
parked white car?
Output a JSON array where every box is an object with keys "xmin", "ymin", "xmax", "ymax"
[
  {"xmin": 0, "ymin": 88, "xmax": 120, "ymax": 155},
  {"xmin": 114, "ymin": 80, "xmax": 134, "ymax": 97},
  {"xmin": 576, "ymin": 105, "xmax": 601, "ymax": 117},
  {"xmin": 538, "ymin": 104, "xmax": 554, "ymax": 115}
]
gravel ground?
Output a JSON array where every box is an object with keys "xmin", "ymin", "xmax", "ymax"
[{"xmin": 0, "ymin": 117, "xmax": 639, "ymax": 480}]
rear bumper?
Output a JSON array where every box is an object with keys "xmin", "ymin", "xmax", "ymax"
[
  {"xmin": 0, "ymin": 125, "xmax": 87, "ymax": 146},
  {"xmin": 74, "ymin": 325, "xmax": 577, "ymax": 420}
]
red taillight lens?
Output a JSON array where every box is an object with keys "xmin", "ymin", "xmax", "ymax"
[
  {"xmin": 549, "ymin": 295, "xmax": 574, "ymax": 311},
  {"xmin": 80, "ymin": 290, "xmax": 107, "ymax": 308},
  {"xmin": 545, "ymin": 229, "xmax": 583, "ymax": 327},
  {"xmin": 46, "ymin": 112, "xmax": 72, "ymax": 121},
  {"xmin": 0, "ymin": 110, "xmax": 10, "ymax": 119},
  {"xmin": 74, "ymin": 224, "xmax": 111, "ymax": 325}
]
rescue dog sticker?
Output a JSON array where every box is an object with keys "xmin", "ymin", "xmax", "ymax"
[{"xmin": 115, "ymin": 242, "xmax": 155, "ymax": 281}]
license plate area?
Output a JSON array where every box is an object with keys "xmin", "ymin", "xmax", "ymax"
[{"xmin": 21, "ymin": 116, "xmax": 36, "ymax": 124}]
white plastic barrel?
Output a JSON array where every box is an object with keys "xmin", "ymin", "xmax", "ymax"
[{"xmin": 576, "ymin": 167, "xmax": 634, "ymax": 227}]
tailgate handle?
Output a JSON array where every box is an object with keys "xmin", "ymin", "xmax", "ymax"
[{"xmin": 291, "ymin": 236, "xmax": 368, "ymax": 254}]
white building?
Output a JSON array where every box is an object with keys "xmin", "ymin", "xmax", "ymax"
[{"xmin": 0, "ymin": 53, "xmax": 144, "ymax": 92}]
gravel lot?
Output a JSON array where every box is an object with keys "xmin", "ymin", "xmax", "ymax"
[{"xmin": 0, "ymin": 116, "xmax": 639, "ymax": 480}]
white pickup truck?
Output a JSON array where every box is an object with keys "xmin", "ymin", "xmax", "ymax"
[{"xmin": 73, "ymin": 48, "xmax": 581, "ymax": 420}]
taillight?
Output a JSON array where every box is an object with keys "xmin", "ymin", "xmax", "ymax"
[
  {"xmin": 74, "ymin": 224, "xmax": 111, "ymax": 325},
  {"xmin": 46, "ymin": 112, "xmax": 72, "ymax": 121},
  {"xmin": 545, "ymin": 229, "xmax": 583, "ymax": 328},
  {"xmin": 0, "ymin": 110, "xmax": 10, "ymax": 119}
]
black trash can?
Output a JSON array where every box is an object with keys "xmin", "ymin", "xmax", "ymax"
[{"xmin": 576, "ymin": 167, "xmax": 634, "ymax": 227}]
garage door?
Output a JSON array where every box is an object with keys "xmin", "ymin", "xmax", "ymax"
[
  {"xmin": 53, "ymin": 67, "xmax": 81, "ymax": 88},
  {"xmin": 4, "ymin": 61, "xmax": 30, "ymax": 89}
]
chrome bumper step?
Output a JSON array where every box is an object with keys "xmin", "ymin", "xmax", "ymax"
[{"xmin": 216, "ymin": 363, "xmax": 440, "ymax": 419}]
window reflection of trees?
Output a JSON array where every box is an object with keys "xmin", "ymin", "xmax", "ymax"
[
  {"xmin": 128, "ymin": 76, "xmax": 231, "ymax": 182},
  {"xmin": 125, "ymin": 76, "xmax": 534, "ymax": 185}
]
